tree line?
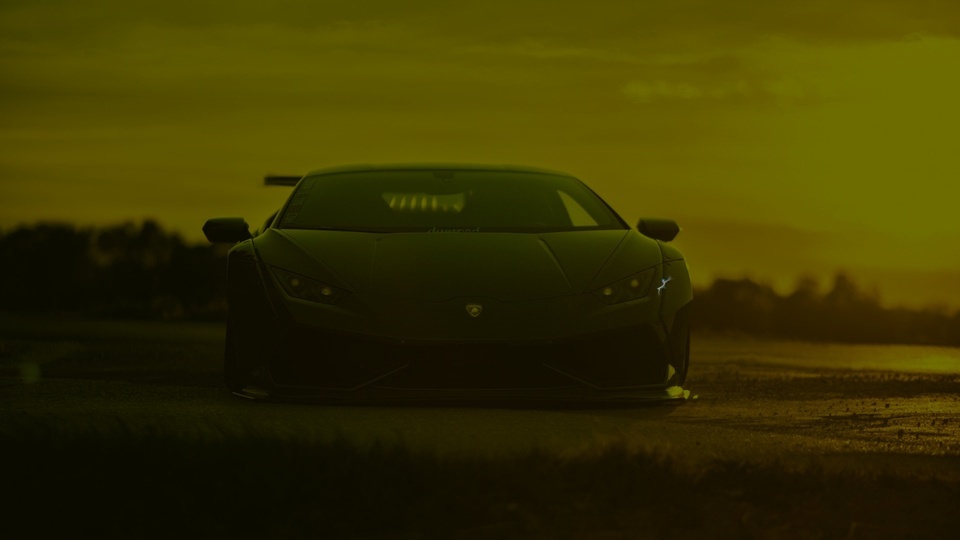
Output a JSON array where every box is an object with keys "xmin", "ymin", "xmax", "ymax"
[
  {"xmin": 1, "ymin": 221, "xmax": 957, "ymax": 346},
  {"xmin": 0, "ymin": 221, "xmax": 229, "ymax": 321},
  {"xmin": 694, "ymin": 275, "xmax": 960, "ymax": 346}
]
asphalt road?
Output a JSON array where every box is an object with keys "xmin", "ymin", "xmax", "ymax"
[{"xmin": 2, "ymin": 318, "xmax": 958, "ymax": 480}]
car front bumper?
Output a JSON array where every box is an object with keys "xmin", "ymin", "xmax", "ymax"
[{"xmin": 240, "ymin": 321, "xmax": 686, "ymax": 403}]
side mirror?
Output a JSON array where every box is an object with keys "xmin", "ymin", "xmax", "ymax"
[
  {"xmin": 203, "ymin": 217, "xmax": 252, "ymax": 243},
  {"xmin": 637, "ymin": 218, "xmax": 680, "ymax": 242}
]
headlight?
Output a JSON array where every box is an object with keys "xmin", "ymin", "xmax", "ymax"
[
  {"xmin": 270, "ymin": 267, "xmax": 348, "ymax": 304},
  {"xmin": 592, "ymin": 267, "xmax": 656, "ymax": 305}
]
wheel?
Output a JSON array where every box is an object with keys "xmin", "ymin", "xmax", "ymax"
[
  {"xmin": 223, "ymin": 321, "xmax": 243, "ymax": 392},
  {"xmin": 677, "ymin": 329, "xmax": 690, "ymax": 386},
  {"xmin": 666, "ymin": 307, "xmax": 691, "ymax": 387}
]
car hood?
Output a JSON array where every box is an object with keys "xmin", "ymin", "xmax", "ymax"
[{"xmin": 259, "ymin": 229, "xmax": 654, "ymax": 302}]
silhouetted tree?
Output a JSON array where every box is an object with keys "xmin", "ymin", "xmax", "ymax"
[
  {"xmin": 692, "ymin": 271, "xmax": 960, "ymax": 346},
  {"xmin": 0, "ymin": 223, "xmax": 97, "ymax": 313},
  {"xmin": 775, "ymin": 275, "xmax": 823, "ymax": 341},
  {"xmin": 692, "ymin": 278, "xmax": 779, "ymax": 336},
  {"xmin": 0, "ymin": 221, "xmax": 228, "ymax": 320}
]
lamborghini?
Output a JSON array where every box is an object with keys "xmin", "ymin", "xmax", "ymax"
[{"xmin": 203, "ymin": 164, "xmax": 692, "ymax": 402}]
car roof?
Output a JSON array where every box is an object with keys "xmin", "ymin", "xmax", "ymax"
[{"xmin": 303, "ymin": 163, "xmax": 577, "ymax": 178}]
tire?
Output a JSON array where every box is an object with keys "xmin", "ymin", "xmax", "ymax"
[
  {"xmin": 223, "ymin": 321, "xmax": 243, "ymax": 392},
  {"xmin": 677, "ymin": 329, "xmax": 690, "ymax": 386}
]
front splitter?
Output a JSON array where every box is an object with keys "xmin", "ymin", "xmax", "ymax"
[{"xmin": 232, "ymin": 384, "xmax": 690, "ymax": 405}]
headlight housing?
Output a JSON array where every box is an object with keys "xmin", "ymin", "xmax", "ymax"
[
  {"xmin": 592, "ymin": 267, "xmax": 656, "ymax": 305},
  {"xmin": 271, "ymin": 267, "xmax": 348, "ymax": 304}
]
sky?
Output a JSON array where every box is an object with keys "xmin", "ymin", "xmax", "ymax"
[{"xmin": 2, "ymin": 0, "xmax": 959, "ymax": 309}]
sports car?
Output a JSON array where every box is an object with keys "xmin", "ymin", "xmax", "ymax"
[{"xmin": 203, "ymin": 164, "xmax": 692, "ymax": 403}]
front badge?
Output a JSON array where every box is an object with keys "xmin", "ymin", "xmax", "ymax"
[{"xmin": 465, "ymin": 303, "xmax": 483, "ymax": 318}]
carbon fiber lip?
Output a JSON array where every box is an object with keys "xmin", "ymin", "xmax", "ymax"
[{"xmin": 245, "ymin": 379, "xmax": 688, "ymax": 405}]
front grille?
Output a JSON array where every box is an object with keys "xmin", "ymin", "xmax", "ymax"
[
  {"xmin": 268, "ymin": 324, "xmax": 668, "ymax": 390},
  {"xmin": 380, "ymin": 343, "xmax": 575, "ymax": 389},
  {"xmin": 543, "ymin": 325, "xmax": 668, "ymax": 387},
  {"xmin": 270, "ymin": 328, "xmax": 404, "ymax": 389}
]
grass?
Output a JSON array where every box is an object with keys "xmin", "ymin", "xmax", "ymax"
[{"xmin": 3, "ymin": 418, "xmax": 958, "ymax": 540}]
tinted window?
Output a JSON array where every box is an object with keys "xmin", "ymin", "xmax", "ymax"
[{"xmin": 279, "ymin": 170, "xmax": 626, "ymax": 233}]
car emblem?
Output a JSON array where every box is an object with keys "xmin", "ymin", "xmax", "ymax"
[{"xmin": 465, "ymin": 304, "xmax": 483, "ymax": 318}]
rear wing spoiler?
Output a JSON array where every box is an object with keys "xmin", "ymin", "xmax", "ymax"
[{"xmin": 264, "ymin": 175, "xmax": 301, "ymax": 187}]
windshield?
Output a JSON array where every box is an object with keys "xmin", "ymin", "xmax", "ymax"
[{"xmin": 278, "ymin": 169, "xmax": 627, "ymax": 233}]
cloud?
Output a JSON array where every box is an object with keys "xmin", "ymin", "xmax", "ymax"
[
  {"xmin": 3, "ymin": 1, "xmax": 959, "ymax": 49},
  {"xmin": 457, "ymin": 40, "xmax": 643, "ymax": 65},
  {"xmin": 620, "ymin": 75, "xmax": 819, "ymax": 106},
  {"xmin": 623, "ymin": 80, "xmax": 747, "ymax": 102}
]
